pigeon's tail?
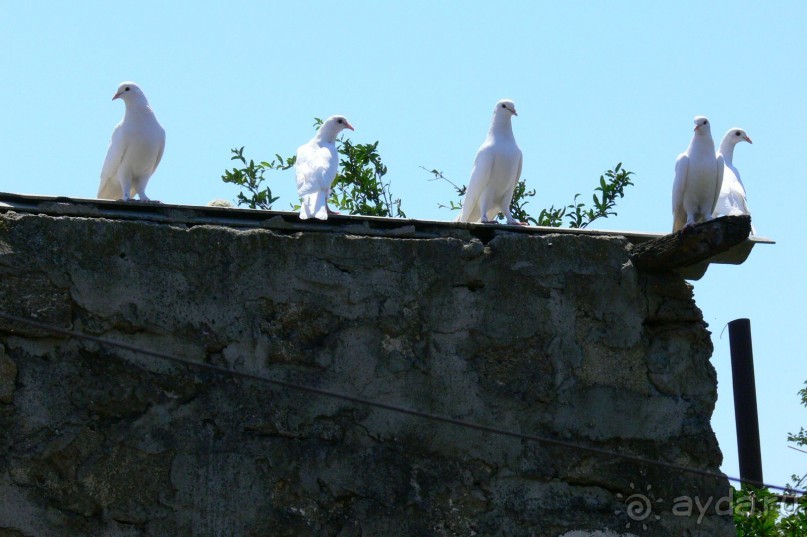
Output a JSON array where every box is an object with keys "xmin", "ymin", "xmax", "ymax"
[
  {"xmin": 672, "ymin": 210, "xmax": 687, "ymax": 233},
  {"xmin": 299, "ymin": 190, "xmax": 328, "ymax": 220},
  {"xmin": 97, "ymin": 176, "xmax": 123, "ymax": 201},
  {"xmin": 457, "ymin": 201, "xmax": 480, "ymax": 224}
]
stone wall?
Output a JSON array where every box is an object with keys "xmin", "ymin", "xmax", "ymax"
[{"xmin": 0, "ymin": 207, "xmax": 734, "ymax": 536}]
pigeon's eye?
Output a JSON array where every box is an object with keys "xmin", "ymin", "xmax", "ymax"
[
  {"xmin": 125, "ymin": 87, "xmax": 130, "ymax": 91},
  {"xmin": 337, "ymin": 119, "xmax": 343, "ymax": 124},
  {"xmin": 501, "ymin": 104, "xmax": 507, "ymax": 108},
  {"xmin": 735, "ymin": 131, "xmax": 742, "ymax": 136}
]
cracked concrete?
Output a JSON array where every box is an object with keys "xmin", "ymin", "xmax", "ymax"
[{"xmin": 0, "ymin": 211, "xmax": 734, "ymax": 536}]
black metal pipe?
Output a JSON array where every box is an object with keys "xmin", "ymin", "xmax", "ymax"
[{"xmin": 728, "ymin": 318, "xmax": 764, "ymax": 488}]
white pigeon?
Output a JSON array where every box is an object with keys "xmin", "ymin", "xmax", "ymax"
[
  {"xmin": 458, "ymin": 99, "xmax": 524, "ymax": 225},
  {"xmin": 98, "ymin": 82, "xmax": 165, "ymax": 202},
  {"xmin": 713, "ymin": 128, "xmax": 755, "ymax": 234},
  {"xmin": 207, "ymin": 199, "xmax": 235, "ymax": 208},
  {"xmin": 671, "ymin": 116, "xmax": 724, "ymax": 232},
  {"xmin": 295, "ymin": 115, "xmax": 354, "ymax": 220}
]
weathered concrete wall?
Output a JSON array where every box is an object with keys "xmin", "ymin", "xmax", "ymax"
[{"xmin": 0, "ymin": 209, "xmax": 734, "ymax": 536}]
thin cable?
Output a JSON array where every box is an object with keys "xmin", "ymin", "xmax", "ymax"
[{"xmin": 0, "ymin": 311, "xmax": 802, "ymax": 495}]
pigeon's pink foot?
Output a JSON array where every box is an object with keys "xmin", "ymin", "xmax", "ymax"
[
  {"xmin": 676, "ymin": 223, "xmax": 695, "ymax": 237},
  {"xmin": 326, "ymin": 207, "xmax": 340, "ymax": 215}
]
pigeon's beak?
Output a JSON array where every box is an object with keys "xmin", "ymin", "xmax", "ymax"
[
  {"xmin": 693, "ymin": 125, "xmax": 700, "ymax": 131},
  {"xmin": 112, "ymin": 91, "xmax": 123, "ymax": 100},
  {"xmin": 511, "ymin": 108, "xmax": 518, "ymax": 117},
  {"xmin": 744, "ymin": 135, "xmax": 753, "ymax": 144},
  {"xmin": 345, "ymin": 121, "xmax": 355, "ymax": 131}
]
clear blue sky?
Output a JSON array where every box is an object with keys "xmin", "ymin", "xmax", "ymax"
[{"xmin": 0, "ymin": 1, "xmax": 804, "ymax": 491}]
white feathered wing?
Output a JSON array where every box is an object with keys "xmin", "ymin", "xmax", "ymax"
[{"xmin": 296, "ymin": 142, "xmax": 337, "ymax": 220}]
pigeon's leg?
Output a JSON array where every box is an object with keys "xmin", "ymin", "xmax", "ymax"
[
  {"xmin": 310, "ymin": 191, "xmax": 328, "ymax": 220},
  {"xmin": 680, "ymin": 215, "xmax": 698, "ymax": 234},
  {"xmin": 325, "ymin": 189, "xmax": 340, "ymax": 215},
  {"xmin": 502, "ymin": 206, "xmax": 528, "ymax": 226},
  {"xmin": 499, "ymin": 179, "xmax": 527, "ymax": 225},
  {"xmin": 117, "ymin": 170, "xmax": 132, "ymax": 202},
  {"xmin": 131, "ymin": 176, "xmax": 153, "ymax": 202},
  {"xmin": 299, "ymin": 199, "xmax": 312, "ymax": 220},
  {"xmin": 478, "ymin": 194, "xmax": 495, "ymax": 224}
]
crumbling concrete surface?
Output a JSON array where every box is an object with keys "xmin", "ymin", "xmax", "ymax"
[{"xmin": 0, "ymin": 211, "xmax": 734, "ymax": 536}]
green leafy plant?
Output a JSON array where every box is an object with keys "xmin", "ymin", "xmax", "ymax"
[
  {"xmin": 425, "ymin": 167, "xmax": 465, "ymax": 212},
  {"xmin": 542, "ymin": 163, "xmax": 635, "ymax": 228},
  {"xmin": 732, "ymin": 381, "xmax": 807, "ymax": 536},
  {"xmin": 223, "ymin": 120, "xmax": 405, "ymax": 217},
  {"xmin": 326, "ymin": 119, "xmax": 404, "ymax": 217},
  {"xmin": 733, "ymin": 485, "xmax": 807, "ymax": 537},
  {"xmin": 424, "ymin": 167, "xmax": 465, "ymax": 213},
  {"xmin": 509, "ymin": 180, "xmax": 540, "ymax": 226},
  {"xmin": 787, "ymin": 382, "xmax": 807, "ymax": 450},
  {"xmin": 221, "ymin": 146, "xmax": 293, "ymax": 209},
  {"xmin": 779, "ymin": 499, "xmax": 807, "ymax": 537},
  {"xmin": 428, "ymin": 163, "xmax": 634, "ymax": 228},
  {"xmin": 425, "ymin": 166, "xmax": 539, "ymax": 224},
  {"xmin": 733, "ymin": 487, "xmax": 784, "ymax": 536}
]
